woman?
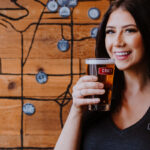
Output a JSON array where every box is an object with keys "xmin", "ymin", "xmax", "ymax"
[{"xmin": 55, "ymin": 0, "xmax": 150, "ymax": 149}]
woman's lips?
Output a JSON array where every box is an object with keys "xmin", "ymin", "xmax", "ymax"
[{"xmin": 114, "ymin": 51, "xmax": 132, "ymax": 60}]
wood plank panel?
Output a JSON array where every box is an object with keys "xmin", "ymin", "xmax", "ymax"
[
  {"xmin": 23, "ymin": 24, "xmax": 96, "ymax": 59},
  {"xmin": 23, "ymin": 75, "xmax": 79, "ymax": 97},
  {"xmin": 0, "ymin": 22, "xmax": 21, "ymax": 58},
  {"xmin": 23, "ymin": 100, "xmax": 72, "ymax": 147},
  {"xmin": 23, "ymin": 25, "xmax": 71, "ymax": 59},
  {"xmin": 23, "ymin": 58, "xmax": 79, "ymax": 97},
  {"xmin": 1, "ymin": 59, "xmax": 21, "ymax": 74},
  {"xmin": 73, "ymin": 39, "xmax": 96, "ymax": 58},
  {"xmin": 0, "ymin": 135, "xmax": 21, "ymax": 147},
  {"xmin": 73, "ymin": 25, "xmax": 97, "ymax": 58},
  {"xmin": 0, "ymin": 0, "xmax": 109, "ymax": 24},
  {"xmin": 0, "ymin": 99, "xmax": 21, "ymax": 147},
  {"xmin": 24, "ymin": 135, "xmax": 58, "ymax": 148},
  {"xmin": 0, "ymin": 23, "xmax": 97, "ymax": 59},
  {"xmin": 0, "ymin": 75, "xmax": 21, "ymax": 96},
  {"xmin": 0, "ymin": 99, "xmax": 21, "ymax": 135},
  {"xmin": 43, "ymin": 0, "xmax": 110, "ymax": 23},
  {"xmin": 0, "ymin": 0, "xmax": 109, "ymax": 59},
  {"xmin": 0, "ymin": 0, "xmax": 47, "ymax": 31},
  {"xmin": 73, "ymin": 0, "xmax": 110, "ymax": 23},
  {"xmin": 42, "ymin": 13, "xmax": 71, "ymax": 24},
  {"xmin": 0, "ymin": 0, "xmax": 71, "ymax": 24},
  {"xmin": 23, "ymin": 58, "xmax": 79, "ymax": 74},
  {"xmin": 74, "ymin": 25, "xmax": 99, "ymax": 40}
]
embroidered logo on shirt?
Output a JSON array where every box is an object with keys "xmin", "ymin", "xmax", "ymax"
[{"xmin": 147, "ymin": 123, "xmax": 150, "ymax": 131}]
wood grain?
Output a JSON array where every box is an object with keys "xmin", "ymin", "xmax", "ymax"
[
  {"xmin": 23, "ymin": 75, "xmax": 79, "ymax": 97},
  {"xmin": 73, "ymin": 0, "xmax": 110, "ymax": 23},
  {"xmin": 0, "ymin": 75, "xmax": 21, "ymax": 96},
  {"xmin": 1, "ymin": 59, "xmax": 21, "ymax": 74},
  {"xmin": 0, "ymin": 99, "xmax": 21, "ymax": 135},
  {"xmin": 23, "ymin": 100, "xmax": 72, "ymax": 147},
  {"xmin": 0, "ymin": 135, "xmax": 21, "ymax": 147},
  {"xmin": 23, "ymin": 58, "xmax": 79, "ymax": 74},
  {"xmin": 0, "ymin": 0, "xmax": 110, "ymax": 148}
]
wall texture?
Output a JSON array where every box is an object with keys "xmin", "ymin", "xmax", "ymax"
[{"xmin": 0, "ymin": 0, "xmax": 110, "ymax": 149}]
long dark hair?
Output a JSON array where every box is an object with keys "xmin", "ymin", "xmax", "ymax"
[{"xmin": 95, "ymin": 0, "xmax": 150, "ymax": 112}]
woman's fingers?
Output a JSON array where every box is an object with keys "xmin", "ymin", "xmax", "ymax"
[
  {"xmin": 73, "ymin": 75, "xmax": 104, "ymax": 91},
  {"xmin": 77, "ymin": 75, "xmax": 98, "ymax": 83},
  {"xmin": 73, "ymin": 98, "xmax": 100, "ymax": 107},
  {"xmin": 74, "ymin": 82, "xmax": 104, "ymax": 90},
  {"xmin": 72, "ymin": 89, "xmax": 105, "ymax": 98}
]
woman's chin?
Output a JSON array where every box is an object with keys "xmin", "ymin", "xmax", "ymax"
[{"xmin": 115, "ymin": 64, "xmax": 129, "ymax": 71}]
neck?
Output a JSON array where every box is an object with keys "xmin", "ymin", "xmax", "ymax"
[
  {"xmin": 123, "ymin": 64, "xmax": 150, "ymax": 98},
  {"xmin": 125, "ymin": 72, "xmax": 147, "ymax": 91}
]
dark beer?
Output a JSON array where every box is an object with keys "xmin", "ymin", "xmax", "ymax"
[{"xmin": 85, "ymin": 58, "xmax": 115, "ymax": 111}]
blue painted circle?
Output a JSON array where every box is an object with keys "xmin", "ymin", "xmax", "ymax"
[
  {"xmin": 57, "ymin": 39, "xmax": 69, "ymax": 52},
  {"xmin": 36, "ymin": 71, "xmax": 48, "ymax": 84},
  {"xmin": 59, "ymin": 6, "xmax": 71, "ymax": 18},
  {"xmin": 88, "ymin": 8, "xmax": 100, "ymax": 20},
  {"xmin": 68, "ymin": 0, "xmax": 78, "ymax": 7},
  {"xmin": 91, "ymin": 27, "xmax": 99, "ymax": 38},
  {"xmin": 23, "ymin": 103, "xmax": 35, "ymax": 115},
  {"xmin": 47, "ymin": 1, "xmax": 58, "ymax": 12},
  {"xmin": 57, "ymin": 0, "xmax": 69, "ymax": 6}
]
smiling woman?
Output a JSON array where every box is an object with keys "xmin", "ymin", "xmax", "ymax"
[
  {"xmin": 105, "ymin": 8, "xmax": 145, "ymax": 71},
  {"xmin": 54, "ymin": 0, "xmax": 150, "ymax": 150}
]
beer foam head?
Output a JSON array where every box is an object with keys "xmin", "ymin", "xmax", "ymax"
[{"xmin": 85, "ymin": 58, "xmax": 115, "ymax": 64}]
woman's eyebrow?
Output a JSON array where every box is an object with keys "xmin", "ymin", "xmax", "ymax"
[
  {"xmin": 122, "ymin": 24, "xmax": 137, "ymax": 28},
  {"xmin": 106, "ymin": 24, "xmax": 137, "ymax": 29}
]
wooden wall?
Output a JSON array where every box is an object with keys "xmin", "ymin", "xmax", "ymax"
[{"xmin": 0, "ymin": 0, "xmax": 110, "ymax": 149}]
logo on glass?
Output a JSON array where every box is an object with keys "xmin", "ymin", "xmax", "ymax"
[{"xmin": 98, "ymin": 67, "xmax": 113, "ymax": 75}]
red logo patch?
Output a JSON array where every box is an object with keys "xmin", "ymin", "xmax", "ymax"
[{"xmin": 98, "ymin": 67, "xmax": 113, "ymax": 75}]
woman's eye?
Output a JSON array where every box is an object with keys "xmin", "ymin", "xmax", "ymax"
[
  {"xmin": 125, "ymin": 28, "xmax": 137, "ymax": 33},
  {"xmin": 105, "ymin": 30, "xmax": 115, "ymax": 34}
]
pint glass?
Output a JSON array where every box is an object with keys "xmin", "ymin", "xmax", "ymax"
[{"xmin": 85, "ymin": 58, "xmax": 115, "ymax": 111}]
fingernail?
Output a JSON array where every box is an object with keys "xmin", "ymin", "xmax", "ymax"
[
  {"xmin": 101, "ymin": 89, "xmax": 105, "ymax": 94},
  {"xmin": 92, "ymin": 76, "xmax": 98, "ymax": 80}
]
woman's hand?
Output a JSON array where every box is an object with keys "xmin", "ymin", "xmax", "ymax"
[{"xmin": 72, "ymin": 75, "xmax": 105, "ymax": 113}]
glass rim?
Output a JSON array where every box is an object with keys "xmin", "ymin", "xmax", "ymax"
[{"xmin": 85, "ymin": 58, "xmax": 115, "ymax": 64}]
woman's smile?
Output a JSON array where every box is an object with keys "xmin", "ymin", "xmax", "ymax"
[{"xmin": 114, "ymin": 50, "xmax": 132, "ymax": 60}]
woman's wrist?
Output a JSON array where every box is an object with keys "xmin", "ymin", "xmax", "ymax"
[{"xmin": 70, "ymin": 104, "xmax": 84, "ymax": 118}]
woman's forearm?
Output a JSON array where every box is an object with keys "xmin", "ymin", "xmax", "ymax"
[{"xmin": 54, "ymin": 105, "xmax": 83, "ymax": 150}]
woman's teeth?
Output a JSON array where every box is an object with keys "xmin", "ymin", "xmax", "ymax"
[{"xmin": 115, "ymin": 51, "xmax": 131, "ymax": 56}]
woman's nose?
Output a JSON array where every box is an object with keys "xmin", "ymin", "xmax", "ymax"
[{"xmin": 114, "ymin": 33, "xmax": 125, "ymax": 47}]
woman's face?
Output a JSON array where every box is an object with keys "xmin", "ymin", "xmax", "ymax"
[{"xmin": 105, "ymin": 8, "xmax": 145, "ymax": 71}]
